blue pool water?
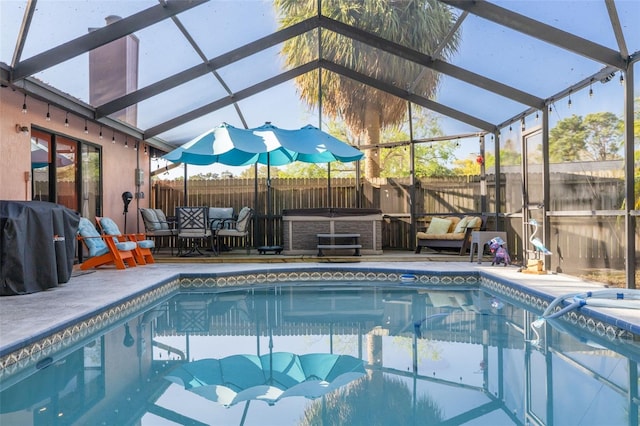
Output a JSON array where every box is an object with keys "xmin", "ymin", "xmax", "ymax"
[{"xmin": 0, "ymin": 282, "xmax": 638, "ymax": 425}]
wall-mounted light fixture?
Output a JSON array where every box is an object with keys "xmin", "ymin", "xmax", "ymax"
[
  {"xmin": 64, "ymin": 112, "xmax": 69, "ymax": 127},
  {"xmin": 15, "ymin": 124, "xmax": 29, "ymax": 134},
  {"xmin": 21, "ymin": 94, "xmax": 27, "ymax": 114},
  {"xmin": 46, "ymin": 104, "xmax": 51, "ymax": 121},
  {"xmin": 84, "ymin": 119, "xmax": 89, "ymax": 134}
]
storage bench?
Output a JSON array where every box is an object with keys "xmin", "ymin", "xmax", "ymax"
[
  {"xmin": 282, "ymin": 208, "xmax": 382, "ymax": 255},
  {"xmin": 317, "ymin": 233, "xmax": 361, "ymax": 256}
]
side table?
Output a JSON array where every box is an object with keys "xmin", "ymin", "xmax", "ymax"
[{"xmin": 470, "ymin": 231, "xmax": 507, "ymax": 264}]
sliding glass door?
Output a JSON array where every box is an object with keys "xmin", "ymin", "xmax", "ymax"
[{"xmin": 30, "ymin": 129, "xmax": 101, "ymax": 219}]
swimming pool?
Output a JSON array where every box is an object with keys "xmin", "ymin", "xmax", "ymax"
[{"xmin": 0, "ymin": 271, "xmax": 638, "ymax": 425}]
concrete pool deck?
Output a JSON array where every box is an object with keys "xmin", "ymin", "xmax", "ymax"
[{"xmin": 1, "ymin": 261, "xmax": 639, "ymax": 359}]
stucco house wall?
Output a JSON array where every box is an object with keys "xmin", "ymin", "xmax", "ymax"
[{"xmin": 0, "ymin": 86, "xmax": 151, "ymax": 233}]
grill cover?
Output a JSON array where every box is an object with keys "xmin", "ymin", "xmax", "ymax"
[{"xmin": 0, "ymin": 201, "xmax": 80, "ymax": 295}]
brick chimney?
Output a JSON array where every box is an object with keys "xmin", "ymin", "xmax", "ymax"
[{"xmin": 89, "ymin": 15, "xmax": 139, "ymax": 126}]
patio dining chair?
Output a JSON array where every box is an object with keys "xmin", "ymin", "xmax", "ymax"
[
  {"xmin": 76, "ymin": 217, "xmax": 137, "ymax": 270},
  {"xmin": 139, "ymin": 208, "xmax": 177, "ymax": 254},
  {"xmin": 208, "ymin": 207, "xmax": 235, "ymax": 231},
  {"xmin": 216, "ymin": 206, "xmax": 253, "ymax": 254},
  {"xmin": 176, "ymin": 206, "xmax": 214, "ymax": 256},
  {"xmin": 96, "ymin": 216, "xmax": 156, "ymax": 265}
]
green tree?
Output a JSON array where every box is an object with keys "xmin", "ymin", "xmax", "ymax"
[
  {"xmin": 548, "ymin": 112, "xmax": 623, "ymax": 162},
  {"xmin": 300, "ymin": 374, "xmax": 443, "ymax": 425},
  {"xmin": 380, "ymin": 108, "xmax": 457, "ymax": 178},
  {"xmin": 277, "ymin": 162, "xmax": 331, "ymax": 178},
  {"xmin": 275, "ymin": 0, "xmax": 460, "ymax": 178},
  {"xmin": 635, "ymin": 149, "xmax": 639, "ymax": 210},
  {"xmin": 270, "ymin": 120, "xmax": 359, "ymax": 178},
  {"xmin": 239, "ymin": 164, "xmax": 283, "ymax": 179},
  {"xmin": 275, "ymin": 108, "xmax": 456, "ymax": 178},
  {"xmin": 452, "ymin": 155, "xmax": 480, "ymax": 176},
  {"xmin": 501, "ymin": 138, "xmax": 521, "ymax": 166},
  {"xmin": 548, "ymin": 114, "xmax": 586, "ymax": 162},
  {"xmin": 190, "ymin": 172, "xmax": 221, "ymax": 180},
  {"xmin": 413, "ymin": 142, "xmax": 456, "ymax": 177},
  {"xmin": 583, "ymin": 112, "xmax": 623, "ymax": 161},
  {"xmin": 635, "ymin": 97, "xmax": 640, "ymax": 138},
  {"xmin": 382, "ymin": 141, "xmax": 457, "ymax": 177}
]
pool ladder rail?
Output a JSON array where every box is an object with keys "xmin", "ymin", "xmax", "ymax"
[{"xmin": 528, "ymin": 289, "xmax": 640, "ymax": 346}]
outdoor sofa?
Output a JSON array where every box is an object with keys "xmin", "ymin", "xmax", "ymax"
[{"xmin": 415, "ymin": 214, "xmax": 485, "ymax": 255}]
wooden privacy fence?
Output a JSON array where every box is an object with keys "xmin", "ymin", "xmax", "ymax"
[{"xmin": 150, "ymin": 172, "xmax": 635, "ymax": 273}]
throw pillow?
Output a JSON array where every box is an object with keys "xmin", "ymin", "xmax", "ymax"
[
  {"xmin": 426, "ymin": 217, "xmax": 452, "ymax": 234},
  {"xmin": 141, "ymin": 208, "xmax": 161, "ymax": 231},
  {"xmin": 154, "ymin": 209, "xmax": 170, "ymax": 230},
  {"xmin": 453, "ymin": 216, "xmax": 470, "ymax": 234},
  {"xmin": 466, "ymin": 216, "xmax": 482, "ymax": 229},
  {"xmin": 444, "ymin": 217, "xmax": 460, "ymax": 232},
  {"xmin": 235, "ymin": 207, "xmax": 252, "ymax": 232}
]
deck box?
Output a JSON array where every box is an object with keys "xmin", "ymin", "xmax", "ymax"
[{"xmin": 282, "ymin": 208, "xmax": 383, "ymax": 255}]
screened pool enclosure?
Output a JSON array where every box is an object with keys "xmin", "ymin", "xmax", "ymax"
[{"xmin": 0, "ymin": 1, "xmax": 638, "ymax": 286}]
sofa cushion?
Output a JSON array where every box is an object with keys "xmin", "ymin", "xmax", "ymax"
[
  {"xmin": 115, "ymin": 241, "xmax": 137, "ymax": 251},
  {"xmin": 416, "ymin": 231, "xmax": 466, "ymax": 241},
  {"xmin": 136, "ymin": 239, "xmax": 155, "ymax": 249},
  {"xmin": 426, "ymin": 217, "xmax": 452, "ymax": 235}
]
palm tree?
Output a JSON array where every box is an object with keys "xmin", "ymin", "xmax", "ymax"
[
  {"xmin": 274, "ymin": 0, "xmax": 460, "ymax": 178},
  {"xmin": 299, "ymin": 374, "xmax": 444, "ymax": 425}
]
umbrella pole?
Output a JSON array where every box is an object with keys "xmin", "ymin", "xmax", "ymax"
[
  {"xmin": 254, "ymin": 164, "xmax": 259, "ymax": 249},
  {"xmin": 240, "ymin": 401, "xmax": 250, "ymax": 426},
  {"xmin": 327, "ymin": 163, "xmax": 332, "ymax": 207},
  {"xmin": 257, "ymin": 153, "xmax": 282, "ymax": 253},
  {"xmin": 267, "ymin": 154, "xmax": 272, "ymax": 246},
  {"xmin": 268, "ymin": 325, "xmax": 274, "ymax": 384},
  {"xmin": 183, "ymin": 163, "xmax": 188, "ymax": 205}
]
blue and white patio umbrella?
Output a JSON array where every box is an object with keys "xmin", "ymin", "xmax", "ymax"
[
  {"xmin": 162, "ymin": 122, "xmax": 363, "ymax": 247},
  {"xmin": 250, "ymin": 123, "xmax": 364, "ymax": 165},
  {"xmin": 162, "ymin": 122, "xmax": 363, "ymax": 167},
  {"xmin": 165, "ymin": 352, "xmax": 366, "ymax": 407},
  {"xmin": 162, "ymin": 122, "xmax": 268, "ymax": 166}
]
